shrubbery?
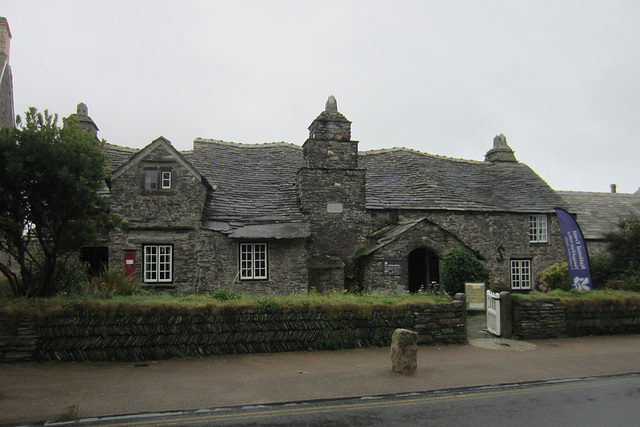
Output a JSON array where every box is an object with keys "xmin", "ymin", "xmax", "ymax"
[
  {"xmin": 538, "ymin": 262, "xmax": 570, "ymax": 292},
  {"xmin": 441, "ymin": 246, "xmax": 489, "ymax": 295},
  {"xmin": 538, "ymin": 218, "xmax": 640, "ymax": 293}
]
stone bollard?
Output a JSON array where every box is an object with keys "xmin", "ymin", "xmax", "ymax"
[{"xmin": 390, "ymin": 328, "xmax": 418, "ymax": 374}]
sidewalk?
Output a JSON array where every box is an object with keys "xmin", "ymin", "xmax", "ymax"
[{"xmin": 2, "ymin": 333, "xmax": 640, "ymax": 425}]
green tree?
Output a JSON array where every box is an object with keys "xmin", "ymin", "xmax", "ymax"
[
  {"xmin": 592, "ymin": 217, "xmax": 640, "ymax": 290},
  {"xmin": 441, "ymin": 246, "xmax": 489, "ymax": 295},
  {"xmin": 0, "ymin": 108, "xmax": 113, "ymax": 297},
  {"xmin": 603, "ymin": 217, "xmax": 640, "ymax": 278}
]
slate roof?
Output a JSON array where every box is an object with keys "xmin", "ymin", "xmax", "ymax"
[
  {"xmin": 360, "ymin": 148, "xmax": 568, "ymax": 213},
  {"xmin": 557, "ymin": 191, "xmax": 640, "ymax": 239},
  {"xmin": 183, "ymin": 139, "xmax": 306, "ymax": 226},
  {"xmin": 103, "ymin": 139, "xmax": 569, "ymax": 238},
  {"xmin": 103, "ymin": 143, "xmax": 138, "ymax": 173}
]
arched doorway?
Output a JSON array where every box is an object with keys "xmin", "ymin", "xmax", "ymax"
[{"xmin": 408, "ymin": 247, "xmax": 440, "ymax": 292}]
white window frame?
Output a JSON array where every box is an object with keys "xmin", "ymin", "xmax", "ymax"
[
  {"xmin": 529, "ymin": 214, "xmax": 548, "ymax": 243},
  {"xmin": 144, "ymin": 244, "xmax": 173, "ymax": 283},
  {"xmin": 240, "ymin": 243, "xmax": 268, "ymax": 280},
  {"xmin": 161, "ymin": 170, "xmax": 172, "ymax": 189},
  {"xmin": 510, "ymin": 259, "xmax": 532, "ymax": 290}
]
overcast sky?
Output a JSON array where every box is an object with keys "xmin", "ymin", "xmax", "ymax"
[{"xmin": 4, "ymin": 0, "xmax": 640, "ymax": 193}]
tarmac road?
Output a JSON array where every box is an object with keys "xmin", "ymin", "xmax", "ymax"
[{"xmin": 59, "ymin": 373, "xmax": 640, "ymax": 426}]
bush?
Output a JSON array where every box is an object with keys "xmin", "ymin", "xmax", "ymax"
[
  {"xmin": 36, "ymin": 250, "xmax": 90, "ymax": 295},
  {"xmin": 441, "ymin": 247, "xmax": 488, "ymax": 295},
  {"xmin": 538, "ymin": 262, "xmax": 570, "ymax": 292},
  {"xmin": 66, "ymin": 268, "xmax": 142, "ymax": 297},
  {"xmin": 211, "ymin": 289, "xmax": 243, "ymax": 301}
]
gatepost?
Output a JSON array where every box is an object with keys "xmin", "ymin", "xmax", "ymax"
[{"xmin": 499, "ymin": 291, "xmax": 512, "ymax": 339}]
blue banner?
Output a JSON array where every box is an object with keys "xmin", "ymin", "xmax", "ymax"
[{"xmin": 555, "ymin": 208, "xmax": 593, "ymax": 290}]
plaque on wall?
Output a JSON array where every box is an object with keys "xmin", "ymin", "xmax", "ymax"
[
  {"xmin": 465, "ymin": 282, "xmax": 486, "ymax": 310},
  {"xmin": 383, "ymin": 260, "xmax": 403, "ymax": 276}
]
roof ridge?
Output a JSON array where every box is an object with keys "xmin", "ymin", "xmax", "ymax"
[
  {"xmin": 558, "ymin": 190, "xmax": 638, "ymax": 196},
  {"xmin": 193, "ymin": 138, "xmax": 302, "ymax": 150},
  {"xmin": 360, "ymin": 146, "xmax": 486, "ymax": 165},
  {"xmin": 103, "ymin": 142, "xmax": 139, "ymax": 152}
]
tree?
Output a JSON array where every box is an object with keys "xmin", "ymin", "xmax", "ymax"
[
  {"xmin": 0, "ymin": 108, "xmax": 112, "ymax": 297},
  {"xmin": 591, "ymin": 217, "xmax": 640, "ymax": 290},
  {"xmin": 441, "ymin": 246, "xmax": 489, "ymax": 295},
  {"xmin": 603, "ymin": 217, "xmax": 640, "ymax": 278}
]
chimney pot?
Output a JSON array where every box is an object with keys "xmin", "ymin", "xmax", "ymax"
[{"xmin": 610, "ymin": 184, "xmax": 617, "ymax": 193}]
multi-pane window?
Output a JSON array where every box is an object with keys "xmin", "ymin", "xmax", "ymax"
[
  {"xmin": 240, "ymin": 243, "xmax": 268, "ymax": 280},
  {"xmin": 529, "ymin": 214, "xmax": 548, "ymax": 243},
  {"xmin": 510, "ymin": 259, "xmax": 531, "ymax": 290},
  {"xmin": 161, "ymin": 171, "xmax": 172, "ymax": 189},
  {"xmin": 144, "ymin": 169, "xmax": 172, "ymax": 190},
  {"xmin": 144, "ymin": 170, "xmax": 158, "ymax": 189},
  {"xmin": 144, "ymin": 245, "xmax": 173, "ymax": 283}
]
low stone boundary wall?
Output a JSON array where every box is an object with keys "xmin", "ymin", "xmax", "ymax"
[
  {"xmin": 513, "ymin": 297, "xmax": 640, "ymax": 339},
  {"xmin": 0, "ymin": 297, "xmax": 466, "ymax": 363}
]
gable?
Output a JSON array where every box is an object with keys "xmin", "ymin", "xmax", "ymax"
[{"xmin": 111, "ymin": 137, "xmax": 209, "ymax": 188}]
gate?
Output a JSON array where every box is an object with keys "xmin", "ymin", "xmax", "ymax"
[{"xmin": 486, "ymin": 290, "xmax": 501, "ymax": 336}]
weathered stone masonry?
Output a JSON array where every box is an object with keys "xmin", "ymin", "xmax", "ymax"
[
  {"xmin": 512, "ymin": 296, "xmax": 640, "ymax": 339},
  {"xmin": 0, "ymin": 298, "xmax": 466, "ymax": 363}
]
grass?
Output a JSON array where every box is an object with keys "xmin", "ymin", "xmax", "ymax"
[
  {"xmin": 512, "ymin": 289, "xmax": 640, "ymax": 307},
  {"xmin": 0, "ymin": 290, "xmax": 451, "ymax": 318}
]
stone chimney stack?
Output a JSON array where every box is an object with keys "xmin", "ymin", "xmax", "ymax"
[
  {"xmin": 303, "ymin": 96, "xmax": 357, "ymax": 169},
  {"xmin": 0, "ymin": 17, "xmax": 14, "ymax": 129},
  {"xmin": 297, "ymin": 96, "xmax": 369, "ymax": 291},
  {"xmin": 70, "ymin": 102, "xmax": 100, "ymax": 137},
  {"xmin": 484, "ymin": 134, "xmax": 518, "ymax": 162}
]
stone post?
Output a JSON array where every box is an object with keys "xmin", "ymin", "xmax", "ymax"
[
  {"xmin": 391, "ymin": 328, "xmax": 418, "ymax": 374},
  {"xmin": 499, "ymin": 291, "xmax": 512, "ymax": 339}
]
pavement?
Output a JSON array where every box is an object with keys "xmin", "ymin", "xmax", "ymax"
[{"xmin": 2, "ymin": 316, "xmax": 640, "ymax": 425}]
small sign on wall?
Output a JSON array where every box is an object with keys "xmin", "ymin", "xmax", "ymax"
[
  {"xmin": 383, "ymin": 260, "xmax": 403, "ymax": 276},
  {"xmin": 465, "ymin": 282, "xmax": 486, "ymax": 310},
  {"xmin": 327, "ymin": 203, "xmax": 343, "ymax": 213}
]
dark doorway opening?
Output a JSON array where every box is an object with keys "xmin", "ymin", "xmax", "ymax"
[
  {"xmin": 81, "ymin": 247, "xmax": 109, "ymax": 277},
  {"xmin": 408, "ymin": 247, "xmax": 440, "ymax": 292}
]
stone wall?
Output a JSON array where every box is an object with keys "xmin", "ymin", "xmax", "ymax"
[
  {"xmin": 366, "ymin": 210, "xmax": 566, "ymax": 293},
  {"xmin": 0, "ymin": 297, "xmax": 466, "ymax": 363},
  {"xmin": 512, "ymin": 297, "xmax": 640, "ymax": 339},
  {"xmin": 191, "ymin": 232, "xmax": 308, "ymax": 295},
  {"xmin": 297, "ymin": 167, "xmax": 369, "ymax": 260}
]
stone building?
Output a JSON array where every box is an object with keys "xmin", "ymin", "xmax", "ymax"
[
  {"xmin": 558, "ymin": 188, "xmax": 640, "ymax": 256},
  {"xmin": 91, "ymin": 96, "xmax": 572, "ymax": 295}
]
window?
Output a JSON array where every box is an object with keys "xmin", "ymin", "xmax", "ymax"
[
  {"xmin": 510, "ymin": 259, "xmax": 531, "ymax": 290},
  {"xmin": 529, "ymin": 214, "xmax": 548, "ymax": 243},
  {"xmin": 161, "ymin": 171, "xmax": 172, "ymax": 189},
  {"xmin": 240, "ymin": 243, "xmax": 268, "ymax": 280},
  {"xmin": 144, "ymin": 244, "xmax": 173, "ymax": 283},
  {"xmin": 144, "ymin": 169, "xmax": 172, "ymax": 190},
  {"xmin": 144, "ymin": 170, "xmax": 158, "ymax": 189}
]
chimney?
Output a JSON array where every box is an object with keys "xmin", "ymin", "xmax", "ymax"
[
  {"xmin": 484, "ymin": 134, "xmax": 517, "ymax": 162},
  {"xmin": 69, "ymin": 102, "xmax": 99, "ymax": 137},
  {"xmin": 610, "ymin": 184, "xmax": 617, "ymax": 193}
]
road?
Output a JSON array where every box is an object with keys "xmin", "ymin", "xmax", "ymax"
[{"xmin": 46, "ymin": 373, "xmax": 640, "ymax": 426}]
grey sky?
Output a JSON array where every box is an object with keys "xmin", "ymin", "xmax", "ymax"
[{"xmin": 4, "ymin": 0, "xmax": 640, "ymax": 193}]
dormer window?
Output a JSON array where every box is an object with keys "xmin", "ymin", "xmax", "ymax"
[{"xmin": 144, "ymin": 168, "xmax": 172, "ymax": 190}]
